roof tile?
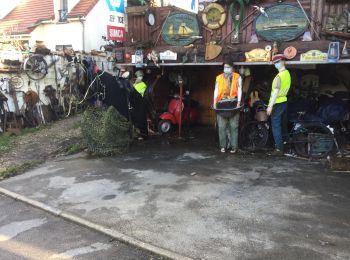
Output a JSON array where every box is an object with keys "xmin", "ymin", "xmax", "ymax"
[
  {"xmin": 67, "ymin": 0, "xmax": 99, "ymax": 18},
  {"xmin": 0, "ymin": 0, "xmax": 54, "ymax": 35}
]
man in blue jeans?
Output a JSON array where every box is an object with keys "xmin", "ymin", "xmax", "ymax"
[{"xmin": 267, "ymin": 54, "xmax": 291, "ymax": 156}]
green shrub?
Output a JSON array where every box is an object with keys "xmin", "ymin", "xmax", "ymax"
[{"xmin": 81, "ymin": 106, "xmax": 132, "ymax": 156}]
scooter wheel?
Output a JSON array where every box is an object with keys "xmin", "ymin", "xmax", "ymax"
[{"xmin": 158, "ymin": 120, "xmax": 172, "ymax": 134}]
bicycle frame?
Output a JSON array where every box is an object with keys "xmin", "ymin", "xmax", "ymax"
[{"xmin": 239, "ymin": 106, "xmax": 340, "ymax": 158}]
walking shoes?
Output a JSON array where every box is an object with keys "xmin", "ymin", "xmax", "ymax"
[{"xmin": 269, "ymin": 149, "xmax": 284, "ymax": 156}]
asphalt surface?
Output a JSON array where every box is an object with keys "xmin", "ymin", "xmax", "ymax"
[
  {"xmin": 0, "ymin": 195, "xmax": 165, "ymax": 260},
  {"xmin": 0, "ymin": 132, "xmax": 350, "ymax": 260}
]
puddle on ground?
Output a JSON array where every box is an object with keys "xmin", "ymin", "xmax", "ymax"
[{"xmin": 102, "ymin": 194, "xmax": 116, "ymax": 200}]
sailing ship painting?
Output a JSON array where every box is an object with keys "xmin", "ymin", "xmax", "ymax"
[
  {"xmin": 168, "ymin": 23, "xmax": 194, "ymax": 39},
  {"xmin": 161, "ymin": 13, "xmax": 199, "ymax": 46},
  {"xmin": 255, "ymin": 4, "xmax": 308, "ymax": 42}
]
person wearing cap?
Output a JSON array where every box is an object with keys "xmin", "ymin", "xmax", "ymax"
[
  {"xmin": 133, "ymin": 70, "xmax": 147, "ymax": 97},
  {"xmin": 267, "ymin": 54, "xmax": 291, "ymax": 156},
  {"xmin": 213, "ymin": 59, "xmax": 242, "ymax": 153}
]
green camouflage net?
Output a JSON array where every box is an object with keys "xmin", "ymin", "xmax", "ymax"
[{"xmin": 81, "ymin": 106, "xmax": 132, "ymax": 155}]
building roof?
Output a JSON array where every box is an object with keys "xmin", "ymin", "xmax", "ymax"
[
  {"xmin": 0, "ymin": 0, "xmax": 99, "ymax": 35},
  {"xmin": 0, "ymin": 0, "xmax": 54, "ymax": 35},
  {"xmin": 67, "ymin": 0, "xmax": 99, "ymax": 18}
]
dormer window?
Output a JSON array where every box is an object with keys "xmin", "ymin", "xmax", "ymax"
[{"xmin": 59, "ymin": 0, "xmax": 68, "ymax": 22}]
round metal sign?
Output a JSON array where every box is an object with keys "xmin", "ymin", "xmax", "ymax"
[
  {"xmin": 161, "ymin": 13, "xmax": 200, "ymax": 46},
  {"xmin": 255, "ymin": 4, "xmax": 308, "ymax": 42}
]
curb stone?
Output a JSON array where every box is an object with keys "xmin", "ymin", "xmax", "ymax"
[{"xmin": 0, "ymin": 187, "xmax": 193, "ymax": 260}]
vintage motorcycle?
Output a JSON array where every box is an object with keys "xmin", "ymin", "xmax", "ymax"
[{"xmin": 158, "ymin": 93, "xmax": 199, "ymax": 134}]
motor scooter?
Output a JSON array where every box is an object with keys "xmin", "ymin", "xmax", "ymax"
[{"xmin": 158, "ymin": 93, "xmax": 199, "ymax": 134}]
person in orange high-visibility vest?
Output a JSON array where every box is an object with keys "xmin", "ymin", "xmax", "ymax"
[{"xmin": 213, "ymin": 59, "xmax": 242, "ymax": 153}]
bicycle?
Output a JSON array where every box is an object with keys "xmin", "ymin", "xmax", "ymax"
[
  {"xmin": 22, "ymin": 53, "xmax": 60, "ymax": 80},
  {"xmin": 239, "ymin": 105, "xmax": 342, "ymax": 159},
  {"xmin": 23, "ymin": 52, "xmax": 88, "ymax": 117},
  {"xmin": 0, "ymin": 75, "xmax": 24, "ymax": 91},
  {"xmin": 0, "ymin": 76, "xmax": 25, "ymax": 130},
  {"xmin": 56, "ymin": 59, "xmax": 88, "ymax": 117}
]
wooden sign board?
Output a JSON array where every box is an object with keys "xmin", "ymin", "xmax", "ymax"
[
  {"xmin": 255, "ymin": 4, "xmax": 308, "ymax": 42},
  {"xmin": 300, "ymin": 50, "xmax": 327, "ymax": 62},
  {"xmin": 245, "ymin": 48, "xmax": 271, "ymax": 62},
  {"xmin": 161, "ymin": 13, "xmax": 200, "ymax": 46}
]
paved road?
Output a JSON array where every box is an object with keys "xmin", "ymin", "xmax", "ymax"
[
  {"xmin": 1, "ymin": 134, "xmax": 350, "ymax": 259},
  {"xmin": 0, "ymin": 194, "xmax": 165, "ymax": 260}
]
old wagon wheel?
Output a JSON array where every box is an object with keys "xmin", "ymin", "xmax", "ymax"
[{"xmin": 23, "ymin": 54, "xmax": 48, "ymax": 80}]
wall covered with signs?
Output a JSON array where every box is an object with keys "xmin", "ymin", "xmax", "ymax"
[
  {"xmin": 125, "ymin": 0, "xmax": 349, "ymax": 48},
  {"xmin": 120, "ymin": 0, "xmax": 349, "ymax": 126}
]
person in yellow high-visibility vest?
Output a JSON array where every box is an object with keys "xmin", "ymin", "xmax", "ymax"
[
  {"xmin": 133, "ymin": 70, "xmax": 147, "ymax": 97},
  {"xmin": 213, "ymin": 59, "xmax": 242, "ymax": 154},
  {"xmin": 267, "ymin": 54, "xmax": 291, "ymax": 156}
]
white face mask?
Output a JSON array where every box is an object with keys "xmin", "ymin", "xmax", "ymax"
[
  {"xmin": 224, "ymin": 67, "xmax": 232, "ymax": 75},
  {"xmin": 274, "ymin": 62, "xmax": 282, "ymax": 70}
]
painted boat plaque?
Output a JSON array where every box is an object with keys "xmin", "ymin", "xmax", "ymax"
[
  {"xmin": 161, "ymin": 13, "xmax": 200, "ymax": 46},
  {"xmin": 255, "ymin": 4, "xmax": 308, "ymax": 42}
]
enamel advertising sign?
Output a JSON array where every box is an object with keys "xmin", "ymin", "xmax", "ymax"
[{"xmin": 106, "ymin": 0, "xmax": 125, "ymax": 41}]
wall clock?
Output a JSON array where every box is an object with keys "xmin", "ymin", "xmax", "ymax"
[{"xmin": 145, "ymin": 10, "xmax": 156, "ymax": 26}]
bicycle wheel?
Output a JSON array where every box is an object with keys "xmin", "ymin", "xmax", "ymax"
[
  {"xmin": 292, "ymin": 123, "xmax": 334, "ymax": 158},
  {"xmin": 240, "ymin": 121, "xmax": 269, "ymax": 151},
  {"xmin": 23, "ymin": 55, "xmax": 48, "ymax": 80},
  {"xmin": 9, "ymin": 75, "xmax": 24, "ymax": 89}
]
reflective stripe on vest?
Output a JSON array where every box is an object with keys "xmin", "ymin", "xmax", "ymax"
[
  {"xmin": 134, "ymin": 81, "xmax": 147, "ymax": 97},
  {"xmin": 270, "ymin": 70, "xmax": 291, "ymax": 105},
  {"xmin": 216, "ymin": 72, "xmax": 239, "ymax": 103}
]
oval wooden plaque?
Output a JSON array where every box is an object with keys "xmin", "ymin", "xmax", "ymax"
[
  {"xmin": 161, "ymin": 13, "xmax": 200, "ymax": 46},
  {"xmin": 254, "ymin": 4, "xmax": 308, "ymax": 42}
]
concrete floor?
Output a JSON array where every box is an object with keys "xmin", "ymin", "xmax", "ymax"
[{"xmin": 1, "ymin": 132, "xmax": 350, "ymax": 260}]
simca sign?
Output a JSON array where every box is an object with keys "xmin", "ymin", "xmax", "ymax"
[
  {"xmin": 107, "ymin": 25, "xmax": 125, "ymax": 41},
  {"xmin": 160, "ymin": 50, "xmax": 178, "ymax": 61}
]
